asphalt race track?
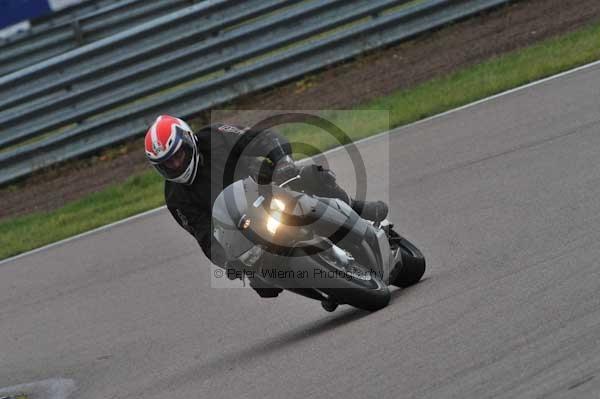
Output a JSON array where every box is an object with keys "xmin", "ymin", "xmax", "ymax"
[{"xmin": 3, "ymin": 63, "xmax": 600, "ymax": 398}]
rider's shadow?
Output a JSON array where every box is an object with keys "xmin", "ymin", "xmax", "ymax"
[
  {"xmin": 146, "ymin": 307, "xmax": 370, "ymax": 391},
  {"xmin": 143, "ymin": 279, "xmax": 432, "ymax": 393},
  {"xmin": 211, "ymin": 307, "xmax": 369, "ymax": 365}
]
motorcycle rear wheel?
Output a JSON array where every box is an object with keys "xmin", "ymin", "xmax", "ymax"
[{"xmin": 391, "ymin": 237, "xmax": 426, "ymax": 288}]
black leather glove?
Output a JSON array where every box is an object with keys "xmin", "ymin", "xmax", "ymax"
[{"xmin": 272, "ymin": 155, "xmax": 300, "ymax": 184}]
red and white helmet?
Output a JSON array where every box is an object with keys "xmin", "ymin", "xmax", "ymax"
[{"xmin": 144, "ymin": 115, "xmax": 201, "ymax": 184}]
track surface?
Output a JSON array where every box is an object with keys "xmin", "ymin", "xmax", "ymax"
[{"xmin": 3, "ymin": 64, "xmax": 600, "ymax": 398}]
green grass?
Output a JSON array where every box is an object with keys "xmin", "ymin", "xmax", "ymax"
[
  {"xmin": 0, "ymin": 172, "xmax": 164, "ymax": 259},
  {"xmin": 2, "ymin": 20, "xmax": 600, "ymax": 260}
]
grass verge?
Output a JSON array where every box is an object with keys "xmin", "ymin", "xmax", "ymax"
[{"xmin": 2, "ymin": 20, "xmax": 600, "ymax": 260}]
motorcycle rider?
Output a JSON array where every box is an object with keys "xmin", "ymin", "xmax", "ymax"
[{"xmin": 144, "ymin": 115, "xmax": 388, "ymax": 297}]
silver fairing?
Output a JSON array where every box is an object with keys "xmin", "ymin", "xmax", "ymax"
[
  {"xmin": 212, "ymin": 178, "xmax": 393, "ymax": 284},
  {"xmin": 321, "ymin": 198, "xmax": 392, "ymax": 283},
  {"xmin": 374, "ymin": 224, "xmax": 392, "ymax": 284},
  {"xmin": 212, "ymin": 180, "xmax": 254, "ymax": 259}
]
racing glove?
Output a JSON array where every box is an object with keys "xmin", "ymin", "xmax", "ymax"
[{"xmin": 272, "ymin": 155, "xmax": 300, "ymax": 184}]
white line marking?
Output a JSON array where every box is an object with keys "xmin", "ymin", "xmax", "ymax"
[
  {"xmin": 326, "ymin": 58, "xmax": 600, "ymax": 155},
  {"xmin": 0, "ymin": 207, "xmax": 166, "ymax": 266},
  {"xmin": 0, "ymin": 378, "xmax": 76, "ymax": 399},
  {"xmin": 2, "ymin": 58, "xmax": 600, "ymax": 265}
]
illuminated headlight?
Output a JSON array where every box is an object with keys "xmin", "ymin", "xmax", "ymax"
[
  {"xmin": 266, "ymin": 198, "xmax": 286, "ymax": 235},
  {"xmin": 266, "ymin": 214, "xmax": 281, "ymax": 235},
  {"xmin": 271, "ymin": 198, "xmax": 285, "ymax": 211},
  {"xmin": 238, "ymin": 245, "xmax": 263, "ymax": 266}
]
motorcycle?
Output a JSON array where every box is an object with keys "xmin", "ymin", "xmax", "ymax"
[{"xmin": 211, "ymin": 171, "xmax": 425, "ymax": 312}]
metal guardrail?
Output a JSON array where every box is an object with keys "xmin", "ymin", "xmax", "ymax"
[
  {"xmin": 0, "ymin": 0, "xmax": 386, "ymax": 144},
  {"xmin": 19, "ymin": 0, "xmax": 124, "ymax": 29},
  {"xmin": 0, "ymin": 0, "xmax": 198, "ymax": 76},
  {"xmin": 0, "ymin": 0, "xmax": 511, "ymax": 185}
]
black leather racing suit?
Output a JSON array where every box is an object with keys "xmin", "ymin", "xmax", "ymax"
[{"xmin": 165, "ymin": 123, "xmax": 350, "ymax": 270}]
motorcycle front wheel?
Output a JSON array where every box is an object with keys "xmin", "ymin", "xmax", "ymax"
[{"xmin": 285, "ymin": 247, "xmax": 391, "ymax": 311}]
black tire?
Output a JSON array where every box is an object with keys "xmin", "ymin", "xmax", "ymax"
[
  {"xmin": 322, "ymin": 277, "xmax": 391, "ymax": 312},
  {"xmin": 391, "ymin": 237, "xmax": 426, "ymax": 288},
  {"xmin": 284, "ymin": 247, "xmax": 391, "ymax": 311}
]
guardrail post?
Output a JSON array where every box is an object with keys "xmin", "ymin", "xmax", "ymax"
[{"xmin": 71, "ymin": 19, "xmax": 84, "ymax": 45}]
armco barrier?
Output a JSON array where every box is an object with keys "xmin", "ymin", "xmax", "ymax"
[
  {"xmin": 0, "ymin": 0, "xmax": 197, "ymax": 76},
  {"xmin": 0, "ymin": 0, "xmax": 511, "ymax": 185}
]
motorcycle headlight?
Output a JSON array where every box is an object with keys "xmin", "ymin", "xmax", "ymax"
[
  {"xmin": 266, "ymin": 214, "xmax": 281, "ymax": 235},
  {"xmin": 266, "ymin": 198, "xmax": 286, "ymax": 235},
  {"xmin": 271, "ymin": 198, "xmax": 285, "ymax": 211}
]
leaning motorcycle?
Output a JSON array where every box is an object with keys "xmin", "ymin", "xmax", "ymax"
[{"xmin": 211, "ymin": 173, "xmax": 425, "ymax": 312}]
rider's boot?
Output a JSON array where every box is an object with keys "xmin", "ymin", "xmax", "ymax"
[
  {"xmin": 350, "ymin": 199, "xmax": 389, "ymax": 223},
  {"xmin": 249, "ymin": 277, "xmax": 283, "ymax": 298}
]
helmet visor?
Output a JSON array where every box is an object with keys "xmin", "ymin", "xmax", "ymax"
[{"xmin": 153, "ymin": 139, "xmax": 194, "ymax": 180}]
